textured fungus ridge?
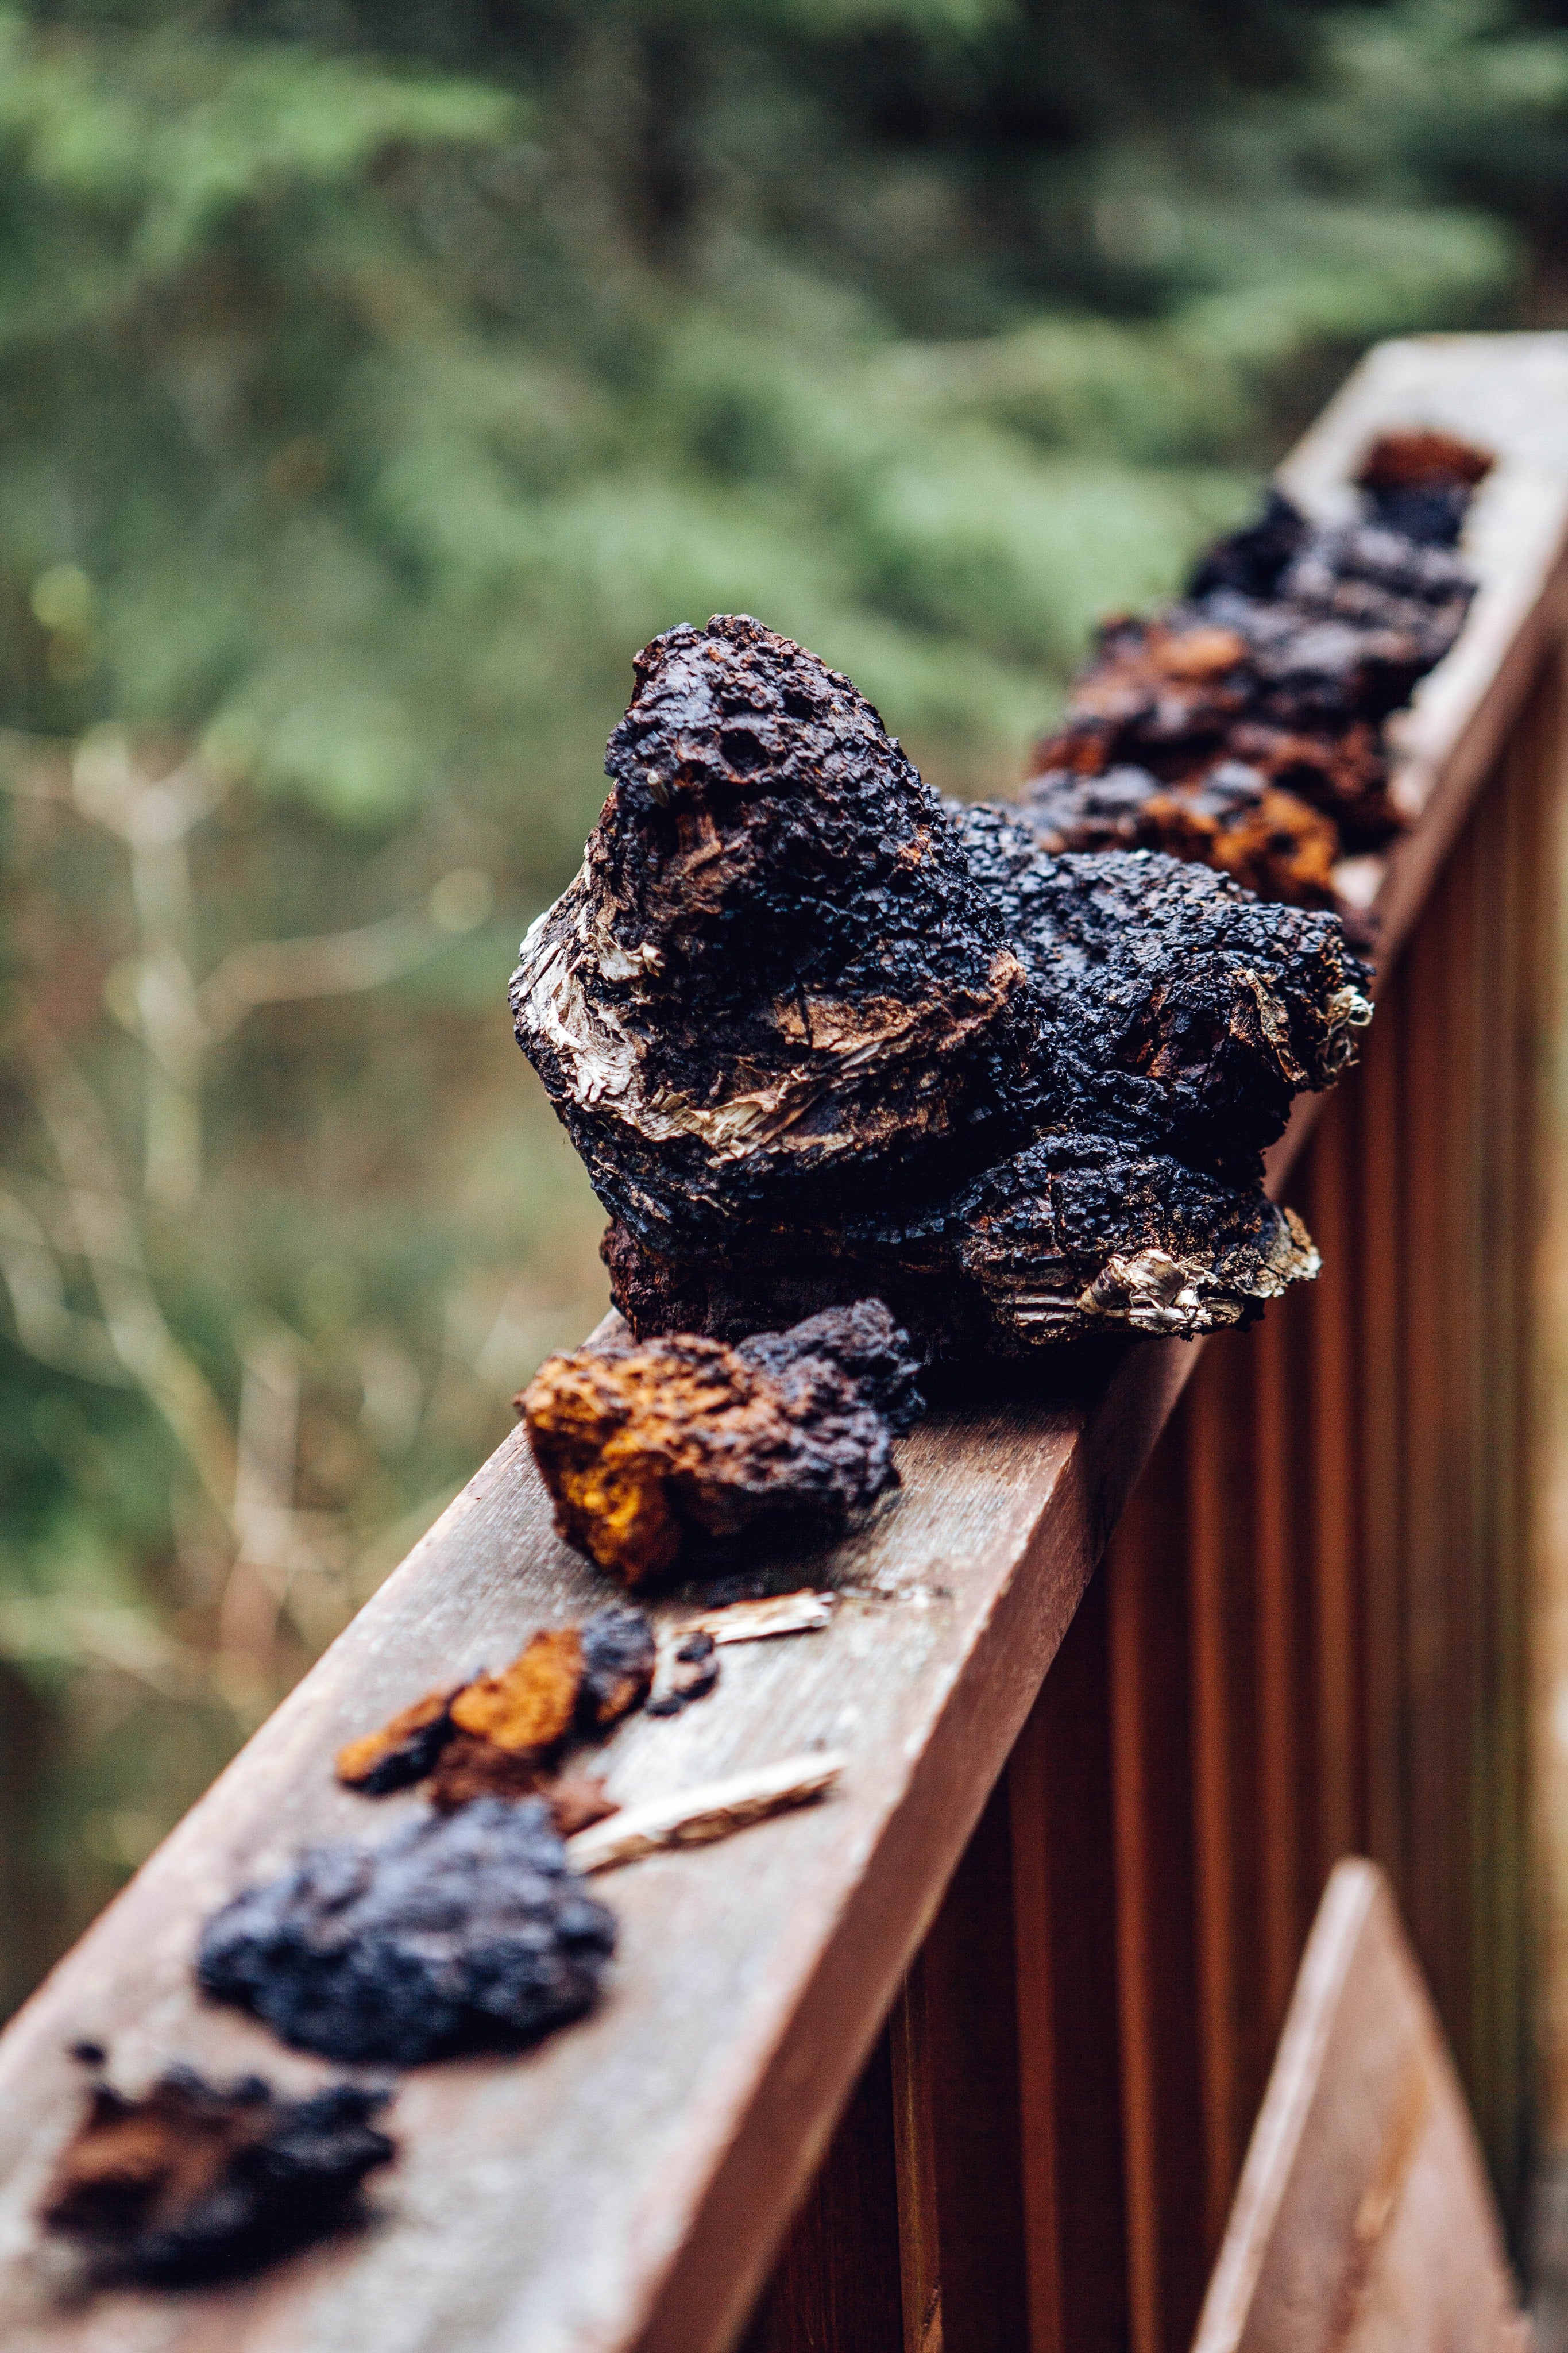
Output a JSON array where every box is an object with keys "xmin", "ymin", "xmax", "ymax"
[
  {"xmin": 513, "ymin": 616, "xmax": 1372, "ymax": 1355},
  {"xmin": 511, "ymin": 614, "xmax": 1033, "ymax": 1248},
  {"xmin": 196, "ymin": 1798, "xmax": 616, "ymax": 2065},
  {"xmin": 522, "ymin": 1299, "xmax": 922, "ymax": 1586},
  {"xmin": 41, "ymin": 2066, "xmax": 394, "ymax": 2286}
]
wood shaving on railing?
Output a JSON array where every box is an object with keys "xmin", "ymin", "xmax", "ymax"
[
  {"xmin": 691, "ymin": 1591, "xmax": 837, "ymax": 1643},
  {"xmin": 565, "ymin": 1751, "xmax": 847, "ymax": 1873}
]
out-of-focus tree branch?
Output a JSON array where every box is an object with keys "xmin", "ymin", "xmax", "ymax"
[
  {"xmin": 196, "ymin": 911, "xmax": 441, "ymax": 1038},
  {"xmin": 0, "ymin": 728, "xmax": 486, "ymax": 1209},
  {"xmin": 0, "ymin": 1187, "xmax": 133, "ymax": 1385},
  {"xmin": 14, "ymin": 1023, "xmax": 240, "ymax": 1523}
]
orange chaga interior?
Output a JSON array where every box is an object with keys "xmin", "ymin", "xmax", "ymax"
[
  {"xmin": 449, "ymin": 1625, "xmax": 585, "ymax": 1753},
  {"xmin": 335, "ymin": 1686, "xmax": 456, "ymax": 1788},
  {"xmin": 523, "ymin": 1342, "xmax": 766, "ymax": 1587}
]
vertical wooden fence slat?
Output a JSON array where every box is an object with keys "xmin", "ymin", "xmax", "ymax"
[
  {"xmin": 1357, "ymin": 947, "xmax": 1410, "ymax": 1905},
  {"xmin": 894, "ymin": 1785, "xmax": 1032, "ymax": 2353},
  {"xmin": 1105, "ymin": 1444, "xmax": 1212, "ymax": 2353},
  {"xmin": 1252, "ymin": 1305, "xmax": 1306, "ymax": 2059},
  {"xmin": 1300, "ymin": 1087, "xmax": 1364, "ymax": 1887},
  {"xmin": 737, "ymin": 2035, "xmax": 906, "ymax": 2353},
  {"xmin": 1007, "ymin": 1569, "xmax": 1130, "ymax": 2353}
]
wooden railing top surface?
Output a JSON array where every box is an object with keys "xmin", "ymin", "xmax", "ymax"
[{"xmin": 3, "ymin": 334, "xmax": 1568, "ymax": 2353}]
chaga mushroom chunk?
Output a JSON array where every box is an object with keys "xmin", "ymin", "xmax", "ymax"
[
  {"xmin": 516, "ymin": 617, "xmax": 1372, "ymax": 1356},
  {"xmin": 578, "ymin": 1603, "xmax": 659, "ymax": 1726},
  {"xmin": 450, "ymin": 1625, "xmax": 585, "ymax": 1755},
  {"xmin": 511, "ymin": 614, "xmax": 1035, "ymax": 1250},
  {"xmin": 1355, "ymin": 427, "xmax": 1492, "ymax": 546},
  {"xmin": 1033, "ymin": 452, "xmax": 1488, "ymax": 865},
  {"xmin": 41, "ymin": 2065, "xmax": 393, "ymax": 2287},
  {"xmin": 1014, "ymin": 760, "xmax": 1339, "ymax": 909},
  {"xmin": 196, "ymin": 1798, "xmax": 616, "ymax": 2065},
  {"xmin": 337, "ymin": 1605, "xmax": 656, "ymax": 1810},
  {"xmin": 520, "ymin": 1299, "xmax": 922, "ymax": 1587}
]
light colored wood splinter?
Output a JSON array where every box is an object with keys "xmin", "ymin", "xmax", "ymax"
[
  {"xmin": 692, "ymin": 1591, "xmax": 837, "ymax": 1644},
  {"xmin": 566, "ymin": 1750, "xmax": 847, "ymax": 1873}
]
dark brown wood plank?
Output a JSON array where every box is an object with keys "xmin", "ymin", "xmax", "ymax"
[
  {"xmin": 1106, "ymin": 1441, "xmax": 1210, "ymax": 2353},
  {"xmin": 1191, "ymin": 1860, "xmax": 1527, "ymax": 2353},
  {"xmin": 738, "ymin": 2032, "xmax": 904, "ymax": 2353},
  {"xmin": 1007, "ymin": 1568, "xmax": 1130, "ymax": 2353}
]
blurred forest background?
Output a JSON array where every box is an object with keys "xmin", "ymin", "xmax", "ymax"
[{"xmin": 3, "ymin": 0, "xmax": 1568, "ymax": 2009}]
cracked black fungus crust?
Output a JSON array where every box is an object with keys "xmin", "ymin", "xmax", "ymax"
[
  {"xmin": 41, "ymin": 2066, "xmax": 393, "ymax": 2287},
  {"xmin": 196, "ymin": 1798, "xmax": 616, "ymax": 2065},
  {"xmin": 514, "ymin": 616, "xmax": 1372, "ymax": 1355},
  {"xmin": 511, "ymin": 614, "xmax": 1034, "ymax": 1250}
]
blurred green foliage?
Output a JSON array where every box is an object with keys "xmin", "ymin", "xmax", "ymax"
[{"xmin": 3, "ymin": 0, "xmax": 1567, "ymax": 2004}]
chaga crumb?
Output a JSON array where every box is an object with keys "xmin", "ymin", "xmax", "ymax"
[
  {"xmin": 450, "ymin": 1626, "xmax": 585, "ymax": 1755},
  {"xmin": 521, "ymin": 1301, "xmax": 919, "ymax": 1585},
  {"xmin": 1355, "ymin": 429, "xmax": 1491, "ymax": 546},
  {"xmin": 578, "ymin": 1604, "xmax": 658, "ymax": 1727},
  {"xmin": 545, "ymin": 1772, "xmax": 619, "ymax": 1837},
  {"xmin": 41, "ymin": 2065, "xmax": 393, "ymax": 2287},
  {"xmin": 426, "ymin": 1732, "xmax": 543, "ymax": 1812},
  {"xmin": 196, "ymin": 1798, "xmax": 616, "ymax": 2065},
  {"xmin": 647, "ymin": 1631, "xmax": 720, "ymax": 1716},
  {"xmin": 335, "ymin": 1685, "xmax": 459, "ymax": 1793},
  {"xmin": 339, "ymin": 1606, "xmax": 656, "ymax": 1811}
]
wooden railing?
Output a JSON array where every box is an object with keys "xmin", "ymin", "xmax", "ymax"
[{"xmin": 3, "ymin": 334, "xmax": 1568, "ymax": 2353}]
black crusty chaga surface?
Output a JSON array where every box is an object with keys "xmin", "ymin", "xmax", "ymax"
[
  {"xmin": 513, "ymin": 615, "xmax": 1371, "ymax": 1354},
  {"xmin": 196, "ymin": 1798, "xmax": 616, "ymax": 2065},
  {"xmin": 41, "ymin": 2065, "xmax": 394, "ymax": 2287}
]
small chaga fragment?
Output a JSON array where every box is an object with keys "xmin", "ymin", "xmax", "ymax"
[
  {"xmin": 579, "ymin": 1603, "xmax": 659, "ymax": 1727},
  {"xmin": 1017, "ymin": 761, "xmax": 1339, "ymax": 908},
  {"xmin": 196, "ymin": 1797, "xmax": 616, "ymax": 2065},
  {"xmin": 1033, "ymin": 614, "xmax": 1253, "ymax": 777},
  {"xmin": 1034, "ymin": 449, "xmax": 1489, "ymax": 869},
  {"xmin": 1222, "ymin": 718, "xmax": 1392, "ymax": 848},
  {"xmin": 339, "ymin": 1604, "xmax": 656, "ymax": 1811},
  {"xmin": 426, "ymin": 1733, "xmax": 544, "ymax": 1812},
  {"xmin": 521, "ymin": 1300, "xmax": 920, "ymax": 1585},
  {"xmin": 450, "ymin": 1625, "xmax": 584, "ymax": 1754},
  {"xmin": 545, "ymin": 1772, "xmax": 619, "ymax": 1837},
  {"xmin": 40, "ymin": 2065, "xmax": 393, "ymax": 2287},
  {"xmin": 516, "ymin": 619, "xmax": 1373, "ymax": 1354},
  {"xmin": 1355, "ymin": 427, "xmax": 1491, "ymax": 546},
  {"xmin": 647, "ymin": 1631, "xmax": 720, "ymax": 1715},
  {"xmin": 335, "ymin": 1685, "xmax": 459, "ymax": 1794}
]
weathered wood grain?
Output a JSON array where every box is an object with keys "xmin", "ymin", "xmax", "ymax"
[{"xmin": 1191, "ymin": 1858, "xmax": 1527, "ymax": 2353}]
